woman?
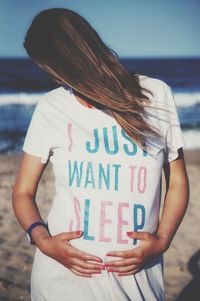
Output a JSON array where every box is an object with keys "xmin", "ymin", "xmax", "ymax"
[{"xmin": 12, "ymin": 8, "xmax": 189, "ymax": 301}]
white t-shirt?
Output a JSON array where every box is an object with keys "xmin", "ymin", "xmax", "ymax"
[{"xmin": 23, "ymin": 75, "xmax": 184, "ymax": 301}]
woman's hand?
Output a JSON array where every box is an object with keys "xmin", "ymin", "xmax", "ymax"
[
  {"xmin": 104, "ymin": 231, "xmax": 167, "ymax": 276},
  {"xmin": 38, "ymin": 230, "xmax": 105, "ymax": 278}
]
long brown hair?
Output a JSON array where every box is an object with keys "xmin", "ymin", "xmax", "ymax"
[{"xmin": 23, "ymin": 8, "xmax": 161, "ymax": 146}]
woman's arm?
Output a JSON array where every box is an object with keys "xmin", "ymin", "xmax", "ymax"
[
  {"xmin": 104, "ymin": 148, "xmax": 189, "ymax": 275},
  {"xmin": 12, "ymin": 153, "xmax": 104, "ymax": 277},
  {"xmin": 155, "ymin": 148, "xmax": 189, "ymax": 248},
  {"xmin": 12, "ymin": 153, "xmax": 49, "ymax": 241}
]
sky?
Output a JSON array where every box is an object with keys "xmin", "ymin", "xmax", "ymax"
[{"xmin": 0, "ymin": 0, "xmax": 199, "ymax": 58}]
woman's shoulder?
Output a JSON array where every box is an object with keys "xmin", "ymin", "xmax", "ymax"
[
  {"xmin": 138, "ymin": 74, "xmax": 169, "ymax": 92},
  {"xmin": 44, "ymin": 85, "xmax": 67, "ymax": 99},
  {"xmin": 138, "ymin": 74, "xmax": 173, "ymax": 108},
  {"xmin": 34, "ymin": 86, "xmax": 69, "ymax": 113}
]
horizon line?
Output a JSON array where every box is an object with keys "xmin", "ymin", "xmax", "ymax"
[{"xmin": 0, "ymin": 55, "xmax": 200, "ymax": 60}]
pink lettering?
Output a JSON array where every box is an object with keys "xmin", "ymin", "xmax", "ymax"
[
  {"xmin": 129, "ymin": 165, "xmax": 147, "ymax": 193},
  {"xmin": 67, "ymin": 123, "xmax": 73, "ymax": 152},
  {"xmin": 99, "ymin": 201, "xmax": 113, "ymax": 242},
  {"xmin": 117, "ymin": 202, "xmax": 129, "ymax": 244},
  {"xmin": 69, "ymin": 197, "xmax": 81, "ymax": 231},
  {"xmin": 129, "ymin": 166, "xmax": 137, "ymax": 192},
  {"xmin": 138, "ymin": 167, "xmax": 147, "ymax": 193}
]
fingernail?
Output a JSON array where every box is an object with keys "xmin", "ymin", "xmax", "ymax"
[
  {"xmin": 126, "ymin": 231, "xmax": 133, "ymax": 235},
  {"xmin": 98, "ymin": 265, "xmax": 105, "ymax": 270},
  {"xmin": 96, "ymin": 258, "xmax": 103, "ymax": 263},
  {"xmin": 107, "ymin": 268, "xmax": 115, "ymax": 272},
  {"xmin": 76, "ymin": 230, "xmax": 83, "ymax": 236}
]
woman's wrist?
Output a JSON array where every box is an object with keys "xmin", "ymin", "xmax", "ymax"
[
  {"xmin": 31, "ymin": 226, "xmax": 51, "ymax": 250},
  {"xmin": 156, "ymin": 234, "xmax": 172, "ymax": 253}
]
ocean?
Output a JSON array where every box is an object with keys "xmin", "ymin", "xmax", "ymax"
[{"xmin": 0, "ymin": 57, "xmax": 200, "ymax": 154}]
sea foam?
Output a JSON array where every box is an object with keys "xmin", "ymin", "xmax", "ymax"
[
  {"xmin": 0, "ymin": 91, "xmax": 200, "ymax": 108},
  {"xmin": 0, "ymin": 93, "xmax": 44, "ymax": 105}
]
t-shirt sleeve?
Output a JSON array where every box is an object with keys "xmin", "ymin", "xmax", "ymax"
[
  {"xmin": 163, "ymin": 83, "xmax": 185, "ymax": 164},
  {"xmin": 22, "ymin": 96, "xmax": 52, "ymax": 164}
]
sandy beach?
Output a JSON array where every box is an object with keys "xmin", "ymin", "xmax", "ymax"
[{"xmin": 0, "ymin": 150, "xmax": 199, "ymax": 301}]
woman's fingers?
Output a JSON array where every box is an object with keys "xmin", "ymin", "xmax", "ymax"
[
  {"xmin": 73, "ymin": 258, "xmax": 104, "ymax": 270},
  {"xmin": 72, "ymin": 264, "xmax": 102, "ymax": 275},
  {"xmin": 78, "ymin": 250, "xmax": 102, "ymax": 263},
  {"xmin": 63, "ymin": 245, "xmax": 105, "ymax": 273},
  {"xmin": 117, "ymin": 268, "xmax": 139, "ymax": 276},
  {"xmin": 41, "ymin": 233, "xmax": 105, "ymax": 277},
  {"xmin": 106, "ymin": 248, "xmax": 139, "ymax": 259},
  {"xmin": 105, "ymin": 257, "xmax": 139, "ymax": 268},
  {"xmin": 70, "ymin": 268, "xmax": 92, "ymax": 278},
  {"xmin": 104, "ymin": 253, "xmax": 143, "ymax": 275},
  {"xmin": 106, "ymin": 264, "xmax": 137, "ymax": 273},
  {"xmin": 67, "ymin": 245, "xmax": 102, "ymax": 263}
]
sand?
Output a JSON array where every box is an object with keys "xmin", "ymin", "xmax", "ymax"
[{"xmin": 0, "ymin": 150, "xmax": 199, "ymax": 301}]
